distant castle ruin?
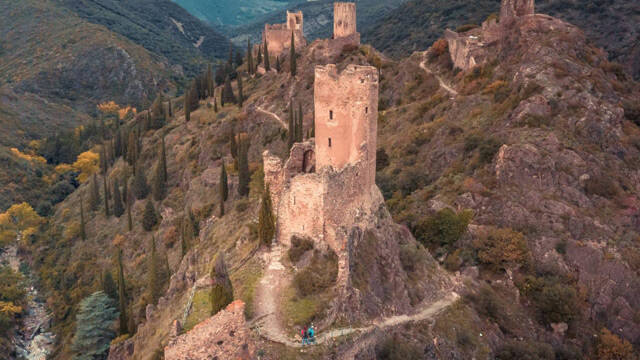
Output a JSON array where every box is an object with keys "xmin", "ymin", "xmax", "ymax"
[
  {"xmin": 445, "ymin": 0, "xmax": 535, "ymax": 70},
  {"xmin": 262, "ymin": 10, "xmax": 306, "ymax": 55},
  {"xmin": 263, "ymin": 64, "xmax": 380, "ymax": 258}
]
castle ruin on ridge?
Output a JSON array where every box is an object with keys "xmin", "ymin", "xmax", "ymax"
[
  {"xmin": 263, "ymin": 64, "xmax": 381, "ymax": 270},
  {"xmin": 444, "ymin": 0, "xmax": 535, "ymax": 70},
  {"xmin": 262, "ymin": 10, "xmax": 306, "ymax": 55}
]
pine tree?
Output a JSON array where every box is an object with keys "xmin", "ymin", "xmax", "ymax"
[
  {"xmin": 246, "ymin": 38, "xmax": 253, "ymax": 75},
  {"xmin": 258, "ymin": 184, "xmax": 275, "ymax": 246},
  {"xmin": 103, "ymin": 175, "xmax": 110, "ymax": 217},
  {"xmin": 133, "ymin": 165, "xmax": 149, "ymax": 200},
  {"xmin": 222, "ymin": 76, "xmax": 236, "ymax": 104},
  {"xmin": 147, "ymin": 237, "xmax": 162, "ymax": 304},
  {"xmin": 210, "ymin": 253, "xmax": 233, "ymax": 316},
  {"xmin": 184, "ymin": 88, "xmax": 191, "ymax": 122},
  {"xmin": 237, "ymin": 74, "xmax": 244, "ymax": 107},
  {"xmin": 237, "ymin": 136, "xmax": 250, "ymax": 196},
  {"xmin": 142, "ymin": 199, "xmax": 158, "ymax": 231},
  {"xmin": 287, "ymin": 102, "xmax": 295, "ymax": 150},
  {"xmin": 219, "ymin": 162, "xmax": 228, "ymax": 202},
  {"xmin": 116, "ymin": 250, "xmax": 128, "ymax": 335},
  {"xmin": 275, "ymin": 56, "xmax": 281, "ymax": 73},
  {"xmin": 89, "ymin": 174, "xmax": 100, "ymax": 211},
  {"xmin": 71, "ymin": 291, "xmax": 117, "ymax": 358},
  {"xmin": 264, "ymin": 39, "xmax": 270, "ymax": 71},
  {"xmin": 113, "ymin": 179, "xmax": 124, "ymax": 218},
  {"xmin": 80, "ymin": 196, "xmax": 87, "ymax": 241},
  {"xmin": 152, "ymin": 159, "xmax": 166, "ymax": 201},
  {"xmin": 257, "ymin": 45, "xmax": 262, "ymax": 65},
  {"xmin": 290, "ymin": 31, "xmax": 297, "ymax": 76},
  {"xmin": 102, "ymin": 270, "xmax": 117, "ymax": 300}
]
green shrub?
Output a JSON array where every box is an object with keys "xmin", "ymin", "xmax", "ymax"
[
  {"xmin": 414, "ymin": 208, "xmax": 472, "ymax": 248},
  {"xmin": 293, "ymin": 249, "xmax": 338, "ymax": 297},
  {"xmin": 623, "ymin": 100, "xmax": 640, "ymax": 125},
  {"xmin": 288, "ymin": 236, "xmax": 314, "ymax": 263},
  {"xmin": 518, "ymin": 275, "xmax": 580, "ymax": 324},
  {"xmin": 584, "ymin": 174, "xmax": 619, "ymax": 199}
]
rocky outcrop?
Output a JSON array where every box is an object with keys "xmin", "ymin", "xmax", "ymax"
[{"xmin": 164, "ymin": 300, "xmax": 256, "ymax": 360}]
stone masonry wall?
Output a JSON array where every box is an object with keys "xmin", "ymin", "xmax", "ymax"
[
  {"xmin": 333, "ymin": 2, "xmax": 357, "ymax": 39},
  {"xmin": 263, "ymin": 11, "xmax": 306, "ymax": 55}
]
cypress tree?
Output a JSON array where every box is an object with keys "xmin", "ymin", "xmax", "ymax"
[
  {"xmin": 287, "ymin": 102, "xmax": 295, "ymax": 149},
  {"xmin": 219, "ymin": 162, "xmax": 228, "ymax": 201},
  {"xmin": 150, "ymin": 94, "xmax": 166, "ymax": 129},
  {"xmin": 113, "ymin": 179, "xmax": 124, "ymax": 218},
  {"xmin": 264, "ymin": 39, "xmax": 270, "ymax": 71},
  {"xmin": 89, "ymin": 174, "xmax": 100, "ymax": 211},
  {"xmin": 246, "ymin": 38, "xmax": 253, "ymax": 75},
  {"xmin": 213, "ymin": 91, "xmax": 218, "ymax": 112},
  {"xmin": 258, "ymin": 184, "xmax": 275, "ymax": 246},
  {"xmin": 219, "ymin": 198, "xmax": 225, "ymax": 217},
  {"xmin": 230, "ymin": 131, "xmax": 238, "ymax": 159},
  {"xmin": 103, "ymin": 175, "xmax": 110, "ymax": 217},
  {"xmin": 133, "ymin": 165, "xmax": 149, "ymax": 200},
  {"xmin": 220, "ymin": 86, "xmax": 225, "ymax": 107},
  {"xmin": 126, "ymin": 131, "xmax": 137, "ymax": 169},
  {"xmin": 160, "ymin": 136, "xmax": 168, "ymax": 182},
  {"xmin": 181, "ymin": 221, "xmax": 188, "ymax": 258},
  {"xmin": 125, "ymin": 183, "xmax": 133, "ymax": 232},
  {"xmin": 100, "ymin": 145, "xmax": 108, "ymax": 175},
  {"xmin": 290, "ymin": 31, "xmax": 297, "ymax": 76},
  {"xmin": 297, "ymin": 102, "xmax": 304, "ymax": 142},
  {"xmin": 210, "ymin": 253, "xmax": 233, "ymax": 316},
  {"xmin": 142, "ymin": 199, "xmax": 158, "ymax": 231},
  {"xmin": 237, "ymin": 136, "xmax": 250, "ymax": 196},
  {"xmin": 235, "ymin": 51, "xmax": 243, "ymax": 67},
  {"xmin": 152, "ymin": 160, "xmax": 166, "ymax": 201},
  {"xmin": 275, "ymin": 56, "xmax": 281, "ymax": 73},
  {"xmin": 148, "ymin": 236, "xmax": 162, "ymax": 304},
  {"xmin": 116, "ymin": 250, "xmax": 128, "ymax": 335},
  {"xmin": 237, "ymin": 75, "xmax": 244, "ymax": 107},
  {"xmin": 184, "ymin": 88, "xmax": 191, "ymax": 122},
  {"xmin": 257, "ymin": 45, "xmax": 262, "ymax": 65},
  {"xmin": 168, "ymin": 99, "xmax": 173, "ymax": 118},
  {"xmin": 311, "ymin": 107, "xmax": 315, "ymax": 138},
  {"xmin": 102, "ymin": 270, "xmax": 117, "ymax": 300},
  {"xmin": 206, "ymin": 64, "xmax": 214, "ymax": 97},
  {"xmin": 80, "ymin": 196, "xmax": 87, "ymax": 241},
  {"xmin": 223, "ymin": 76, "xmax": 236, "ymax": 104},
  {"xmin": 114, "ymin": 130, "xmax": 122, "ymax": 158}
]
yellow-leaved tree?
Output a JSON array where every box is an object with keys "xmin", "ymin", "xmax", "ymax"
[
  {"xmin": 72, "ymin": 150, "xmax": 100, "ymax": 183},
  {"xmin": 0, "ymin": 202, "xmax": 44, "ymax": 246}
]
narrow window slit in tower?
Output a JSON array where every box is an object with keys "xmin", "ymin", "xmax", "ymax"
[
  {"xmin": 328, "ymin": 138, "xmax": 332, "ymax": 147},
  {"xmin": 365, "ymin": 107, "xmax": 368, "ymax": 114},
  {"xmin": 329, "ymin": 110, "xmax": 333, "ymax": 120}
]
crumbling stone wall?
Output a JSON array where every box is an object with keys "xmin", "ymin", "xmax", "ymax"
[
  {"xmin": 333, "ymin": 2, "xmax": 357, "ymax": 39},
  {"xmin": 500, "ymin": 0, "xmax": 535, "ymax": 22},
  {"xmin": 262, "ymin": 10, "xmax": 306, "ymax": 55},
  {"xmin": 164, "ymin": 300, "xmax": 255, "ymax": 360}
]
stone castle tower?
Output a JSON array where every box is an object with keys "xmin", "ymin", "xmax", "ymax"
[
  {"xmin": 262, "ymin": 10, "xmax": 306, "ymax": 55},
  {"xmin": 286, "ymin": 10, "xmax": 303, "ymax": 31},
  {"xmin": 333, "ymin": 2, "xmax": 357, "ymax": 39},
  {"xmin": 314, "ymin": 64, "xmax": 378, "ymax": 189},
  {"xmin": 263, "ymin": 64, "xmax": 381, "ymax": 254}
]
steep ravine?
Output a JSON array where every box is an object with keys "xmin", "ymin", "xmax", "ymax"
[{"xmin": 1, "ymin": 241, "xmax": 55, "ymax": 360}]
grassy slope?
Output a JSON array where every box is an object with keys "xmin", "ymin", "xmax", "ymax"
[{"xmin": 363, "ymin": 0, "xmax": 640, "ymax": 79}]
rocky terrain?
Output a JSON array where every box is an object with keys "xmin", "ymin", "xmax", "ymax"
[{"xmin": 2, "ymin": 0, "xmax": 639, "ymax": 359}]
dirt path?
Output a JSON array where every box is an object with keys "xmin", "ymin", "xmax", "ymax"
[
  {"xmin": 251, "ymin": 244, "xmax": 460, "ymax": 349},
  {"xmin": 256, "ymin": 106, "xmax": 288, "ymax": 129},
  {"xmin": 420, "ymin": 52, "xmax": 458, "ymax": 97}
]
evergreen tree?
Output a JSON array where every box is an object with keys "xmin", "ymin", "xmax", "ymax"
[
  {"xmin": 152, "ymin": 160, "xmax": 166, "ymax": 201},
  {"xmin": 114, "ymin": 130, "xmax": 123, "ymax": 158},
  {"xmin": 160, "ymin": 136, "xmax": 168, "ymax": 182},
  {"xmin": 219, "ymin": 198, "xmax": 225, "ymax": 217},
  {"xmin": 237, "ymin": 136, "xmax": 250, "ymax": 196},
  {"xmin": 297, "ymin": 102, "xmax": 304, "ymax": 142},
  {"xmin": 213, "ymin": 91, "xmax": 218, "ymax": 112},
  {"xmin": 147, "ymin": 237, "xmax": 162, "ymax": 304},
  {"xmin": 227, "ymin": 43, "xmax": 234, "ymax": 68},
  {"xmin": 222, "ymin": 76, "xmax": 236, "ymax": 104},
  {"xmin": 290, "ymin": 31, "xmax": 297, "ymax": 76},
  {"xmin": 264, "ymin": 39, "xmax": 270, "ymax": 71},
  {"xmin": 103, "ymin": 175, "xmax": 110, "ymax": 217},
  {"xmin": 112, "ymin": 179, "xmax": 124, "ymax": 218},
  {"xmin": 206, "ymin": 64, "xmax": 214, "ymax": 97},
  {"xmin": 237, "ymin": 74, "xmax": 244, "ymax": 107},
  {"xmin": 246, "ymin": 38, "xmax": 253, "ymax": 75},
  {"xmin": 275, "ymin": 56, "xmax": 281, "ymax": 73},
  {"xmin": 133, "ymin": 165, "xmax": 149, "ymax": 200},
  {"xmin": 102, "ymin": 270, "xmax": 117, "ymax": 300},
  {"xmin": 116, "ymin": 250, "xmax": 128, "ymax": 335},
  {"xmin": 287, "ymin": 102, "xmax": 295, "ymax": 150},
  {"xmin": 89, "ymin": 174, "xmax": 100, "ymax": 211},
  {"xmin": 210, "ymin": 253, "xmax": 233, "ymax": 316},
  {"xmin": 181, "ymin": 223, "xmax": 188, "ymax": 258},
  {"xmin": 229, "ymin": 131, "xmax": 238, "ymax": 159},
  {"xmin": 311, "ymin": 107, "xmax": 315, "ymax": 138},
  {"xmin": 235, "ymin": 51, "xmax": 243, "ymax": 67},
  {"xmin": 100, "ymin": 145, "xmax": 108, "ymax": 175},
  {"xmin": 126, "ymin": 190, "xmax": 133, "ymax": 232},
  {"xmin": 71, "ymin": 292, "xmax": 118, "ymax": 359},
  {"xmin": 220, "ymin": 86, "xmax": 225, "ymax": 107},
  {"xmin": 219, "ymin": 162, "xmax": 228, "ymax": 201},
  {"xmin": 258, "ymin": 184, "xmax": 275, "ymax": 246},
  {"xmin": 126, "ymin": 131, "xmax": 137, "ymax": 169},
  {"xmin": 184, "ymin": 87, "xmax": 191, "ymax": 122},
  {"xmin": 80, "ymin": 196, "xmax": 87, "ymax": 241},
  {"xmin": 142, "ymin": 199, "xmax": 158, "ymax": 231},
  {"xmin": 150, "ymin": 94, "xmax": 166, "ymax": 129},
  {"xmin": 168, "ymin": 99, "xmax": 173, "ymax": 118},
  {"xmin": 257, "ymin": 45, "xmax": 262, "ymax": 65}
]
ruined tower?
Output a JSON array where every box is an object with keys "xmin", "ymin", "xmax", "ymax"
[
  {"xmin": 263, "ymin": 10, "xmax": 306, "ymax": 55},
  {"xmin": 500, "ymin": 0, "xmax": 534, "ymax": 22},
  {"xmin": 314, "ymin": 64, "xmax": 378, "ymax": 188},
  {"xmin": 333, "ymin": 2, "xmax": 357, "ymax": 39},
  {"xmin": 286, "ymin": 11, "xmax": 303, "ymax": 31}
]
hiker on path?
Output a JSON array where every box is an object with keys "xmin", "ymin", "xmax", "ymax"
[
  {"xmin": 308, "ymin": 325, "xmax": 316, "ymax": 344},
  {"xmin": 301, "ymin": 326, "xmax": 308, "ymax": 345}
]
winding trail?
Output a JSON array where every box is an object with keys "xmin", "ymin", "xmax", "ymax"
[
  {"xmin": 420, "ymin": 52, "xmax": 458, "ymax": 97},
  {"xmin": 256, "ymin": 106, "xmax": 287, "ymax": 129},
  {"xmin": 250, "ymin": 244, "xmax": 460, "ymax": 349}
]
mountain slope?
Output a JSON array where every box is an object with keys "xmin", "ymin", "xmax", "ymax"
[
  {"xmin": 172, "ymin": 0, "xmax": 298, "ymax": 27},
  {"xmin": 363, "ymin": 0, "xmax": 640, "ymax": 79},
  {"xmin": 56, "ymin": 0, "xmax": 232, "ymax": 77}
]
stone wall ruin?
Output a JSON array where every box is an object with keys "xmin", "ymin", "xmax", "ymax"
[{"xmin": 262, "ymin": 10, "xmax": 306, "ymax": 55}]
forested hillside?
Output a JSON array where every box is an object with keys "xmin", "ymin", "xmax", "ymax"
[
  {"xmin": 172, "ymin": 0, "xmax": 297, "ymax": 26},
  {"xmin": 363, "ymin": 0, "xmax": 640, "ymax": 79}
]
